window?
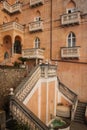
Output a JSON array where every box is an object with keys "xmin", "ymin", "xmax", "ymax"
[
  {"xmin": 14, "ymin": 40, "xmax": 22, "ymax": 54},
  {"xmin": 34, "ymin": 37, "xmax": 40, "ymax": 48},
  {"xmin": 67, "ymin": 32, "xmax": 76, "ymax": 47}
]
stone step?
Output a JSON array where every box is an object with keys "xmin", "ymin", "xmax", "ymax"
[
  {"xmin": 74, "ymin": 119, "xmax": 85, "ymax": 124},
  {"xmin": 78, "ymin": 102, "xmax": 87, "ymax": 107},
  {"xmin": 74, "ymin": 101, "xmax": 87, "ymax": 124}
]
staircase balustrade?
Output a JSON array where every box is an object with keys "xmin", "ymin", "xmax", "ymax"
[
  {"xmin": 15, "ymin": 65, "xmax": 41, "ymax": 101},
  {"xmin": 71, "ymin": 97, "xmax": 78, "ymax": 120},
  {"xmin": 57, "ymin": 77, "xmax": 78, "ymax": 120},
  {"xmin": 10, "ymin": 64, "xmax": 57, "ymax": 129},
  {"xmin": 15, "ymin": 64, "xmax": 57, "ymax": 101},
  {"xmin": 58, "ymin": 81, "xmax": 77, "ymax": 102},
  {"xmin": 10, "ymin": 96, "xmax": 49, "ymax": 130}
]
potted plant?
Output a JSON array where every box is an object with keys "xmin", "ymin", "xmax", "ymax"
[{"xmin": 18, "ymin": 57, "xmax": 28, "ymax": 68}]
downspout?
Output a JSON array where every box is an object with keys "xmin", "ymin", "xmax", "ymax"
[{"xmin": 50, "ymin": 0, "xmax": 87, "ymax": 64}]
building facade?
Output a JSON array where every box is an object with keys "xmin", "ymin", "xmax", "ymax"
[{"xmin": 0, "ymin": 0, "xmax": 87, "ymax": 124}]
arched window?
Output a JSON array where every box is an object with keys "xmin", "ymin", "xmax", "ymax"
[
  {"xmin": 34, "ymin": 37, "xmax": 40, "ymax": 48},
  {"xmin": 4, "ymin": 52, "xmax": 9, "ymax": 59},
  {"xmin": 66, "ymin": 0, "xmax": 76, "ymax": 14},
  {"xmin": 34, "ymin": 10, "xmax": 41, "ymax": 21},
  {"xmin": 67, "ymin": 32, "xmax": 76, "ymax": 47},
  {"xmin": 14, "ymin": 40, "xmax": 22, "ymax": 54}
]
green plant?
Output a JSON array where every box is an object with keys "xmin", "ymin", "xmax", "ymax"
[
  {"xmin": 13, "ymin": 61, "xmax": 20, "ymax": 68},
  {"xmin": 18, "ymin": 57, "xmax": 28, "ymax": 64},
  {"xmin": 12, "ymin": 120, "xmax": 30, "ymax": 130}
]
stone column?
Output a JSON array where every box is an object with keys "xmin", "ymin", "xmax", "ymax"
[{"xmin": 11, "ymin": 38, "xmax": 15, "ymax": 56}]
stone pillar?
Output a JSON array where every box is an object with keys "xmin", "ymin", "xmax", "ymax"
[
  {"xmin": 0, "ymin": 111, "xmax": 6, "ymax": 130},
  {"xmin": 11, "ymin": 38, "xmax": 15, "ymax": 56}
]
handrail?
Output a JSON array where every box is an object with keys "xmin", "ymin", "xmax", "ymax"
[
  {"xmin": 15, "ymin": 65, "xmax": 41, "ymax": 101},
  {"xmin": 57, "ymin": 77, "xmax": 78, "ymax": 120},
  {"xmin": 58, "ymin": 81, "xmax": 77, "ymax": 102},
  {"xmin": 71, "ymin": 96, "xmax": 78, "ymax": 120},
  {"xmin": 10, "ymin": 64, "xmax": 57, "ymax": 129},
  {"xmin": 10, "ymin": 96, "xmax": 49, "ymax": 130}
]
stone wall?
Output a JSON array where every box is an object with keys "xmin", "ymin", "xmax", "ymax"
[{"xmin": 0, "ymin": 66, "xmax": 27, "ymax": 109}]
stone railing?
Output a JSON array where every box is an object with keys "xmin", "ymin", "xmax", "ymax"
[
  {"xmin": 57, "ymin": 79, "xmax": 78, "ymax": 120},
  {"xmin": 3, "ymin": 1, "xmax": 22, "ymax": 14},
  {"xmin": 61, "ymin": 11, "xmax": 81, "ymax": 25},
  {"xmin": 15, "ymin": 65, "xmax": 41, "ymax": 101},
  {"xmin": 58, "ymin": 81, "xmax": 77, "ymax": 103},
  {"xmin": 41, "ymin": 64, "xmax": 57, "ymax": 78},
  {"xmin": 71, "ymin": 97, "xmax": 78, "ymax": 120},
  {"xmin": 0, "ymin": 22, "xmax": 24, "ymax": 32},
  {"xmin": 30, "ymin": 0, "xmax": 44, "ymax": 7},
  {"xmin": 29, "ymin": 21, "xmax": 43, "ymax": 32},
  {"xmin": 15, "ymin": 64, "xmax": 57, "ymax": 101},
  {"xmin": 61, "ymin": 46, "xmax": 80, "ymax": 59},
  {"xmin": 10, "ymin": 96, "xmax": 49, "ymax": 130},
  {"xmin": 22, "ymin": 48, "xmax": 44, "ymax": 59},
  {"xmin": 10, "ymin": 64, "xmax": 57, "ymax": 129}
]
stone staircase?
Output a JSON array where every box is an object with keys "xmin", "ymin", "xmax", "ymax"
[
  {"xmin": 74, "ymin": 101, "xmax": 87, "ymax": 123},
  {"xmin": 9, "ymin": 64, "xmax": 57, "ymax": 130}
]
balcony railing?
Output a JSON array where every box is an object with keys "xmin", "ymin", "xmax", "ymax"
[
  {"xmin": 29, "ymin": 21, "xmax": 43, "ymax": 32},
  {"xmin": 61, "ymin": 46, "xmax": 80, "ymax": 58},
  {"xmin": 30, "ymin": 0, "xmax": 44, "ymax": 7},
  {"xmin": 41, "ymin": 64, "xmax": 57, "ymax": 78},
  {"xmin": 61, "ymin": 12, "xmax": 81, "ymax": 26},
  {"xmin": 3, "ymin": 1, "xmax": 22, "ymax": 14},
  {"xmin": 22, "ymin": 48, "xmax": 44, "ymax": 59},
  {"xmin": 0, "ymin": 22, "xmax": 24, "ymax": 32}
]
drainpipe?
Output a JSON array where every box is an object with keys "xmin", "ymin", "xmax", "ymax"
[{"xmin": 50, "ymin": 0, "xmax": 87, "ymax": 65}]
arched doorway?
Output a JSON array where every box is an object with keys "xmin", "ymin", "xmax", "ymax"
[{"xmin": 14, "ymin": 36, "xmax": 22, "ymax": 54}]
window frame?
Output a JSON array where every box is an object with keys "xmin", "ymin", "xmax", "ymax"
[{"xmin": 67, "ymin": 32, "xmax": 76, "ymax": 47}]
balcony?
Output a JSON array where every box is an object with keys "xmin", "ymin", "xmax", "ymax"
[
  {"xmin": 61, "ymin": 12, "xmax": 81, "ymax": 26},
  {"xmin": 22, "ymin": 48, "xmax": 44, "ymax": 59},
  {"xmin": 3, "ymin": 1, "xmax": 22, "ymax": 14},
  {"xmin": 29, "ymin": 21, "xmax": 43, "ymax": 32},
  {"xmin": 30, "ymin": 0, "xmax": 44, "ymax": 7},
  {"xmin": 61, "ymin": 46, "xmax": 80, "ymax": 59},
  {"xmin": 0, "ymin": 22, "xmax": 24, "ymax": 33}
]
